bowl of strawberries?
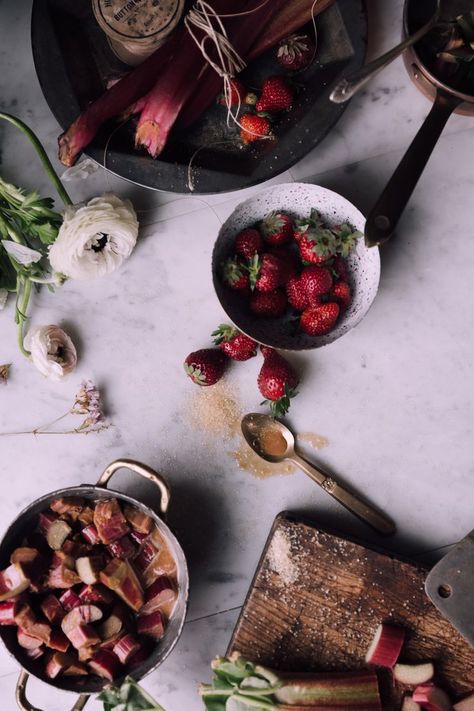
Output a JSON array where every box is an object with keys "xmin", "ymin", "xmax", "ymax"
[{"xmin": 212, "ymin": 183, "xmax": 380, "ymax": 350}]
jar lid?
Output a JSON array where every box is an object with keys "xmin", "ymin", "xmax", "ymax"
[{"xmin": 92, "ymin": 0, "xmax": 184, "ymax": 43}]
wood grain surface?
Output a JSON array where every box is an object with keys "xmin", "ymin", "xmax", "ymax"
[{"xmin": 228, "ymin": 513, "xmax": 474, "ymax": 709}]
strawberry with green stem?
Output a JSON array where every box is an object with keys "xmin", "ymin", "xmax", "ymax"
[
  {"xmin": 260, "ymin": 211, "xmax": 293, "ymax": 246},
  {"xmin": 258, "ymin": 347, "xmax": 299, "ymax": 417},
  {"xmin": 222, "ymin": 256, "xmax": 249, "ymax": 290},
  {"xmin": 212, "ymin": 324, "xmax": 257, "ymax": 361},
  {"xmin": 248, "ymin": 253, "xmax": 284, "ymax": 293},
  {"xmin": 295, "ymin": 211, "xmax": 337, "ymax": 264},
  {"xmin": 277, "ymin": 33, "xmax": 315, "ymax": 72},
  {"xmin": 332, "ymin": 223, "xmax": 363, "ymax": 257},
  {"xmin": 184, "ymin": 349, "xmax": 227, "ymax": 386}
]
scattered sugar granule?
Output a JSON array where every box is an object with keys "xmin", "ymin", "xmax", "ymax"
[
  {"xmin": 267, "ymin": 529, "xmax": 299, "ymax": 585},
  {"xmin": 187, "ymin": 380, "xmax": 243, "ymax": 440}
]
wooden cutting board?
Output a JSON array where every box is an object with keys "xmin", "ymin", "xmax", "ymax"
[{"xmin": 228, "ymin": 513, "xmax": 474, "ymax": 708}]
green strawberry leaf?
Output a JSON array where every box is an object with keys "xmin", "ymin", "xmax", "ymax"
[
  {"xmin": 211, "ymin": 324, "xmax": 236, "ymax": 345},
  {"xmin": 184, "ymin": 363, "xmax": 207, "ymax": 384},
  {"xmin": 247, "ymin": 253, "xmax": 260, "ymax": 291}
]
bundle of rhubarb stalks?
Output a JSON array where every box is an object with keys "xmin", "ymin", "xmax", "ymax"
[
  {"xmin": 200, "ymin": 623, "xmax": 474, "ymax": 710},
  {"xmin": 0, "ymin": 496, "xmax": 177, "ymax": 683},
  {"xmin": 58, "ymin": 0, "xmax": 333, "ymax": 167}
]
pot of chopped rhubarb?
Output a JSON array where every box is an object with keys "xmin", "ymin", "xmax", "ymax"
[{"xmin": 0, "ymin": 458, "xmax": 188, "ymax": 705}]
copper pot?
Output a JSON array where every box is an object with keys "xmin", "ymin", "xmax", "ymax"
[
  {"xmin": 0, "ymin": 459, "xmax": 189, "ymax": 711},
  {"xmin": 365, "ymin": 0, "xmax": 474, "ymax": 246}
]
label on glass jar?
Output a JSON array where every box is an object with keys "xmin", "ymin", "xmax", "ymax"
[{"xmin": 93, "ymin": 0, "xmax": 184, "ymax": 41}]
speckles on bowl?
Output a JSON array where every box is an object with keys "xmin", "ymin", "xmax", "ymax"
[{"xmin": 212, "ymin": 183, "xmax": 380, "ymax": 350}]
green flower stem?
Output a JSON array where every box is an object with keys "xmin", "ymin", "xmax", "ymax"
[
  {"xmin": 0, "ymin": 112, "xmax": 72, "ymax": 208},
  {"xmin": 17, "ymin": 277, "xmax": 31, "ymax": 357}
]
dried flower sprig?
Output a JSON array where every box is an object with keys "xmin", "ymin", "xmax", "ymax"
[
  {"xmin": 0, "ymin": 364, "xmax": 11, "ymax": 385},
  {"xmin": 0, "ymin": 379, "xmax": 109, "ymax": 436}
]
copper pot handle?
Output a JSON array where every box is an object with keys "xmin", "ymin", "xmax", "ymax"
[
  {"xmin": 364, "ymin": 91, "xmax": 461, "ymax": 247},
  {"xmin": 96, "ymin": 459, "xmax": 170, "ymax": 516},
  {"xmin": 16, "ymin": 670, "xmax": 89, "ymax": 711}
]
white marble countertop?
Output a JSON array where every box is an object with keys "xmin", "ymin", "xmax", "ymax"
[{"xmin": 1, "ymin": 1, "xmax": 473, "ymax": 709}]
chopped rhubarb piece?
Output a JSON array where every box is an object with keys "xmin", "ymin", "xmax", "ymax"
[
  {"xmin": 78, "ymin": 584, "xmax": 113, "ymax": 605},
  {"xmin": 10, "ymin": 547, "xmax": 42, "ymax": 581},
  {"xmin": 39, "ymin": 511, "xmax": 58, "ymax": 534},
  {"xmin": 46, "ymin": 519, "xmax": 72, "ymax": 550},
  {"xmin": 128, "ymin": 645, "xmax": 149, "ymax": 669},
  {"xmin": 88, "ymin": 649, "xmax": 121, "ymax": 681},
  {"xmin": 77, "ymin": 507, "xmax": 95, "ymax": 526},
  {"xmin": 17, "ymin": 628, "xmax": 43, "ymax": 650},
  {"xmin": 76, "ymin": 555, "xmax": 105, "ymax": 584},
  {"xmin": 107, "ymin": 536, "xmax": 136, "ymax": 560},
  {"xmin": 134, "ymin": 539, "xmax": 159, "ymax": 572},
  {"xmin": 64, "ymin": 661, "xmax": 88, "ymax": 676},
  {"xmin": 124, "ymin": 505, "xmax": 153, "ymax": 534},
  {"xmin": 40, "ymin": 595, "xmax": 64, "ymax": 624},
  {"xmin": 50, "ymin": 497, "xmax": 85, "ymax": 517},
  {"xmin": 45, "ymin": 651, "xmax": 73, "ymax": 679},
  {"xmin": 47, "ymin": 563, "xmax": 81, "ymax": 589},
  {"xmin": 78, "ymin": 645, "xmax": 98, "ymax": 662},
  {"xmin": 94, "ymin": 499, "xmax": 130, "ymax": 544},
  {"xmin": 413, "ymin": 684, "xmax": 453, "ymax": 711},
  {"xmin": 81, "ymin": 524, "xmax": 100, "ymax": 545},
  {"xmin": 100, "ymin": 558, "xmax": 144, "ymax": 612},
  {"xmin": 137, "ymin": 610, "xmax": 165, "ymax": 639},
  {"xmin": 67, "ymin": 624, "xmax": 101, "ymax": 650},
  {"xmin": 61, "ymin": 605, "xmax": 103, "ymax": 635},
  {"xmin": 401, "ymin": 698, "xmax": 422, "ymax": 711},
  {"xmin": 0, "ymin": 563, "xmax": 30, "ymax": 601},
  {"xmin": 142, "ymin": 576, "xmax": 176, "ymax": 614},
  {"xmin": 99, "ymin": 605, "xmax": 125, "ymax": 640},
  {"xmin": 0, "ymin": 600, "xmax": 19, "ymax": 624},
  {"xmin": 130, "ymin": 531, "xmax": 148, "ymax": 546},
  {"xmin": 14, "ymin": 606, "xmax": 51, "ymax": 644},
  {"xmin": 113, "ymin": 633, "xmax": 140, "ymax": 664},
  {"xmin": 59, "ymin": 589, "xmax": 81, "ymax": 612},
  {"xmin": 454, "ymin": 694, "xmax": 474, "ymax": 710},
  {"xmin": 365, "ymin": 623, "xmax": 405, "ymax": 668},
  {"xmin": 26, "ymin": 646, "xmax": 44, "ymax": 661},
  {"xmin": 47, "ymin": 629, "xmax": 70, "ymax": 653},
  {"xmin": 394, "ymin": 662, "xmax": 435, "ymax": 686},
  {"xmin": 274, "ymin": 670, "xmax": 382, "ymax": 708},
  {"xmin": 51, "ymin": 550, "xmax": 75, "ymax": 569},
  {"xmin": 62, "ymin": 539, "xmax": 91, "ymax": 559}
]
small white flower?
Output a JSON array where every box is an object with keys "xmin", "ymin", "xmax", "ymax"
[
  {"xmin": 61, "ymin": 157, "xmax": 99, "ymax": 182},
  {"xmin": 49, "ymin": 193, "xmax": 139, "ymax": 280},
  {"xmin": 25, "ymin": 325, "xmax": 77, "ymax": 381},
  {"xmin": 2, "ymin": 241, "xmax": 43, "ymax": 266}
]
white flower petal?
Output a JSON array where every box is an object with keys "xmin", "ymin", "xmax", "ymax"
[
  {"xmin": 2, "ymin": 240, "xmax": 43, "ymax": 266},
  {"xmin": 49, "ymin": 193, "xmax": 139, "ymax": 280},
  {"xmin": 25, "ymin": 325, "xmax": 77, "ymax": 381},
  {"xmin": 0, "ymin": 289, "xmax": 8, "ymax": 310}
]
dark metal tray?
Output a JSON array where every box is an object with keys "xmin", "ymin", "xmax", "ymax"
[{"xmin": 31, "ymin": 0, "xmax": 367, "ymax": 194}]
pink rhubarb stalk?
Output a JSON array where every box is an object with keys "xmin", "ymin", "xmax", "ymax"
[{"xmin": 365, "ymin": 623, "xmax": 405, "ymax": 668}]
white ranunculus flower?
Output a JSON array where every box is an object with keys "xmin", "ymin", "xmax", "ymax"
[
  {"xmin": 24, "ymin": 325, "xmax": 77, "ymax": 381},
  {"xmin": 48, "ymin": 193, "xmax": 139, "ymax": 280}
]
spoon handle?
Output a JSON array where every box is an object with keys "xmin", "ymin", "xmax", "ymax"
[{"xmin": 290, "ymin": 453, "xmax": 395, "ymax": 536}]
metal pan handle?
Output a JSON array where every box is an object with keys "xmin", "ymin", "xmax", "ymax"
[
  {"xmin": 16, "ymin": 670, "xmax": 89, "ymax": 711},
  {"xmin": 96, "ymin": 459, "xmax": 170, "ymax": 516},
  {"xmin": 365, "ymin": 91, "xmax": 461, "ymax": 247}
]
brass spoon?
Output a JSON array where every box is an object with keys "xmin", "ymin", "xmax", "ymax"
[{"xmin": 241, "ymin": 413, "xmax": 395, "ymax": 536}]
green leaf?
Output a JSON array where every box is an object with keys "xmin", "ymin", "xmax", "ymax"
[
  {"xmin": 29, "ymin": 219, "xmax": 60, "ymax": 244},
  {"xmin": 0, "ymin": 245, "xmax": 17, "ymax": 291},
  {"xmin": 98, "ymin": 676, "xmax": 167, "ymax": 710}
]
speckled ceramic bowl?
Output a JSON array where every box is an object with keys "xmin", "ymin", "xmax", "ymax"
[{"xmin": 212, "ymin": 183, "xmax": 380, "ymax": 350}]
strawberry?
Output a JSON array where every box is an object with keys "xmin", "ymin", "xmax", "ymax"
[
  {"xmin": 184, "ymin": 349, "xmax": 227, "ymax": 386},
  {"xmin": 332, "ymin": 223, "xmax": 363, "ymax": 257},
  {"xmin": 295, "ymin": 212, "xmax": 337, "ymax": 264},
  {"xmin": 277, "ymin": 33, "xmax": 315, "ymax": 72},
  {"xmin": 300, "ymin": 302, "xmax": 340, "ymax": 336},
  {"xmin": 300, "ymin": 265, "xmax": 333, "ymax": 303},
  {"xmin": 331, "ymin": 255, "xmax": 349, "ymax": 282},
  {"xmin": 222, "ymin": 256, "xmax": 249, "ymax": 290},
  {"xmin": 219, "ymin": 79, "xmax": 247, "ymax": 107},
  {"xmin": 212, "ymin": 324, "xmax": 257, "ymax": 361},
  {"xmin": 330, "ymin": 280, "xmax": 351, "ymax": 310},
  {"xmin": 267, "ymin": 247, "xmax": 298, "ymax": 284},
  {"xmin": 286, "ymin": 276, "xmax": 309, "ymax": 312},
  {"xmin": 257, "ymin": 349, "xmax": 299, "ymax": 417},
  {"xmin": 250, "ymin": 289, "xmax": 287, "ymax": 318},
  {"xmin": 248, "ymin": 253, "xmax": 284, "ymax": 293},
  {"xmin": 256, "ymin": 76, "xmax": 293, "ymax": 112},
  {"xmin": 260, "ymin": 211, "xmax": 293, "ymax": 246},
  {"xmin": 234, "ymin": 228, "xmax": 263, "ymax": 260},
  {"xmin": 240, "ymin": 114, "xmax": 271, "ymax": 144}
]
